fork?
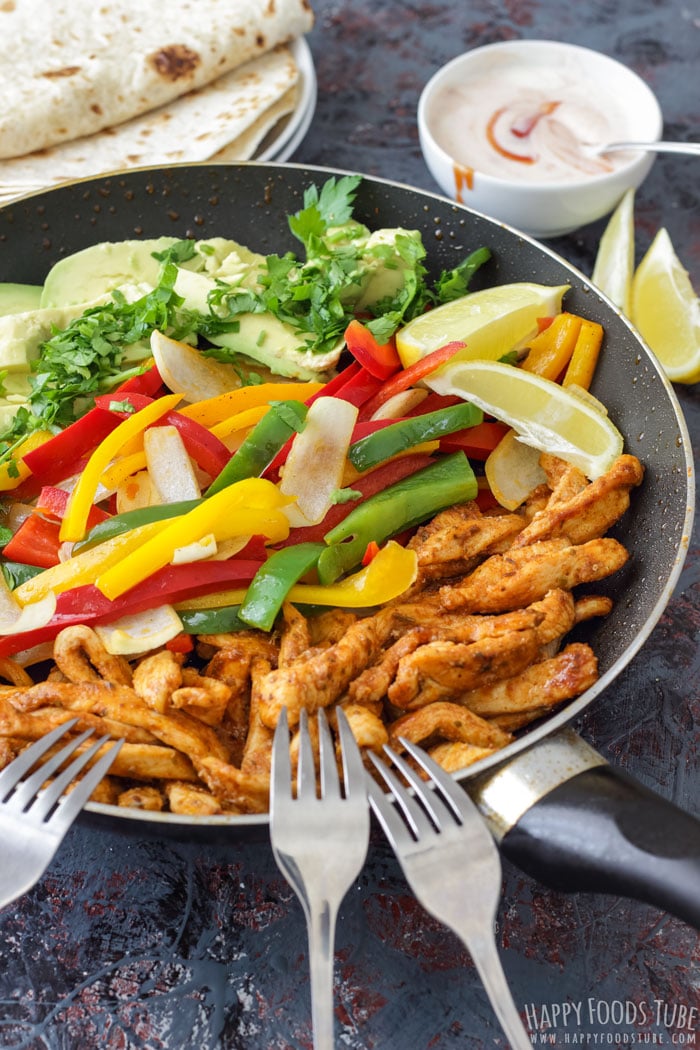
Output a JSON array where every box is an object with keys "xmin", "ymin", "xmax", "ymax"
[
  {"xmin": 270, "ymin": 707, "xmax": 370, "ymax": 1050},
  {"xmin": 367, "ymin": 740, "xmax": 531, "ymax": 1050},
  {"xmin": 0, "ymin": 719, "xmax": 123, "ymax": 909}
]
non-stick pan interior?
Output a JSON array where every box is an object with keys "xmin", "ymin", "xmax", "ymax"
[{"xmin": 0, "ymin": 164, "xmax": 693, "ymax": 836}]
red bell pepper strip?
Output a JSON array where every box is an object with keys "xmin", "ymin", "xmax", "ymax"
[
  {"xmin": 165, "ymin": 633, "xmax": 195, "ymax": 654},
  {"xmin": 0, "ymin": 558, "xmax": 265, "ymax": 658},
  {"xmin": 344, "ymin": 319, "xmax": 401, "ymax": 380},
  {"xmin": 405, "ymin": 392, "xmax": 462, "ymax": 416},
  {"xmin": 113, "ymin": 364, "xmax": 164, "ymax": 397},
  {"xmin": 1, "ymin": 514, "xmax": 63, "ymax": 568},
  {"xmin": 305, "ymin": 361, "xmax": 361, "ymax": 405},
  {"xmin": 332, "ymin": 366, "xmax": 385, "ymax": 408},
  {"xmin": 359, "ymin": 341, "xmax": 466, "ymax": 420},
  {"xmin": 361, "ymin": 540, "xmax": 381, "ymax": 566},
  {"xmin": 276, "ymin": 451, "xmax": 435, "ymax": 547},
  {"xmin": 439, "ymin": 421, "xmax": 509, "ymax": 460},
  {"xmin": 20, "ymin": 406, "xmax": 120, "ymax": 483},
  {"xmin": 36, "ymin": 486, "xmax": 110, "ymax": 529},
  {"xmin": 94, "ymin": 392, "xmax": 231, "ymax": 479}
]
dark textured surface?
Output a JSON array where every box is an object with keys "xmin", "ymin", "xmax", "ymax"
[{"xmin": 1, "ymin": 2, "xmax": 699, "ymax": 1047}]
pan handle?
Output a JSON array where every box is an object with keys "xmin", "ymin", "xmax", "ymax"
[{"xmin": 470, "ymin": 728, "xmax": 700, "ymax": 928}]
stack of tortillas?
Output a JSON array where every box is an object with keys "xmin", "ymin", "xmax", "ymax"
[{"xmin": 0, "ymin": 0, "xmax": 315, "ymax": 201}]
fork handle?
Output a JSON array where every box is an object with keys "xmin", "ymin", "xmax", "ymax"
[
  {"xmin": 462, "ymin": 934, "xmax": 532, "ymax": 1050},
  {"xmin": 306, "ymin": 903, "xmax": 337, "ymax": 1050},
  {"xmin": 500, "ymin": 764, "xmax": 700, "ymax": 928}
]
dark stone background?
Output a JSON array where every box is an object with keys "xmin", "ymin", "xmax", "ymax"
[{"xmin": 0, "ymin": 2, "xmax": 698, "ymax": 1047}]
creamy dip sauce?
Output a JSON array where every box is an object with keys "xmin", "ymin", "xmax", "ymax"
[{"xmin": 429, "ymin": 58, "xmax": 634, "ymax": 182}]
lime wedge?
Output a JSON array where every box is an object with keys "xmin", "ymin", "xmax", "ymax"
[
  {"xmin": 631, "ymin": 227, "xmax": 700, "ymax": 384},
  {"xmin": 426, "ymin": 360, "xmax": 623, "ymax": 479},
  {"xmin": 395, "ymin": 283, "xmax": 569, "ymax": 368}
]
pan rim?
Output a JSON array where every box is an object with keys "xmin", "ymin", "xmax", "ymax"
[{"xmin": 3, "ymin": 161, "xmax": 693, "ymax": 830}]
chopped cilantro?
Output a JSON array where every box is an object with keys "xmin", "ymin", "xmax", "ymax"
[
  {"xmin": 330, "ymin": 487, "xmax": 362, "ymax": 505},
  {"xmin": 434, "ymin": 247, "xmax": 492, "ymax": 303}
]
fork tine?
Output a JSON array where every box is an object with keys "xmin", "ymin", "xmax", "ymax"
[
  {"xmin": 382, "ymin": 743, "xmax": 457, "ymax": 832},
  {"xmin": 400, "ymin": 737, "xmax": 474, "ymax": 822},
  {"xmin": 0, "ymin": 719, "xmax": 79, "ymax": 799},
  {"xmin": 335, "ymin": 708, "xmax": 365, "ymax": 799},
  {"xmin": 7, "ymin": 727, "xmax": 94, "ymax": 811},
  {"xmin": 317, "ymin": 709, "xmax": 340, "ymax": 800},
  {"xmin": 42, "ymin": 740, "xmax": 124, "ymax": 833},
  {"xmin": 367, "ymin": 750, "xmax": 434, "ymax": 841},
  {"xmin": 297, "ymin": 709, "xmax": 317, "ymax": 800},
  {"xmin": 28, "ymin": 734, "xmax": 115, "ymax": 823}
]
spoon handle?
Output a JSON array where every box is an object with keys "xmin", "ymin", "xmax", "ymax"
[{"xmin": 602, "ymin": 140, "xmax": 700, "ymax": 156}]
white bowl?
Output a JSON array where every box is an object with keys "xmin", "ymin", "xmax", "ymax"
[{"xmin": 418, "ymin": 40, "xmax": 663, "ymax": 238}]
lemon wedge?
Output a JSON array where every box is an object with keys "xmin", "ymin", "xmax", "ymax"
[
  {"xmin": 426, "ymin": 360, "xmax": 623, "ymax": 479},
  {"xmin": 591, "ymin": 188, "xmax": 635, "ymax": 315},
  {"xmin": 395, "ymin": 283, "xmax": 569, "ymax": 368},
  {"xmin": 630, "ymin": 227, "xmax": 700, "ymax": 384}
]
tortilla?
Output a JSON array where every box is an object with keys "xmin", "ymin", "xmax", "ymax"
[
  {"xmin": 0, "ymin": 0, "xmax": 313, "ymax": 159},
  {"xmin": 0, "ymin": 46, "xmax": 300, "ymax": 196}
]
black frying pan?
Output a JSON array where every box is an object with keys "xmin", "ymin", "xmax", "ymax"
[{"xmin": 2, "ymin": 163, "xmax": 698, "ymax": 924}]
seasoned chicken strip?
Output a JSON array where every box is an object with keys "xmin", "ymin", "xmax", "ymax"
[
  {"xmin": 458, "ymin": 642, "xmax": 598, "ymax": 717},
  {"xmin": 257, "ymin": 610, "xmax": 394, "ymax": 728},
  {"xmin": 278, "ymin": 603, "xmax": 312, "ymax": 666},
  {"xmin": 388, "ymin": 700, "xmax": 513, "ymax": 751},
  {"xmin": 388, "ymin": 626, "xmax": 542, "ymax": 709},
  {"xmin": 440, "ymin": 537, "xmax": 629, "ymax": 613},
  {"xmin": 512, "ymin": 455, "xmax": 644, "ymax": 548},
  {"xmin": 408, "ymin": 501, "xmax": 524, "ymax": 582}
]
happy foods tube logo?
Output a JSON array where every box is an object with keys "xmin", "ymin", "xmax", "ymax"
[{"xmin": 523, "ymin": 998, "xmax": 698, "ymax": 1044}]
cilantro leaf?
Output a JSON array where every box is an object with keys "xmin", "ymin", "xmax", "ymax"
[
  {"xmin": 289, "ymin": 175, "xmax": 362, "ymax": 250},
  {"xmin": 434, "ymin": 246, "xmax": 492, "ymax": 303}
]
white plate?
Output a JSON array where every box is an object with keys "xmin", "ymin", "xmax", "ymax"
[{"xmin": 255, "ymin": 36, "xmax": 317, "ymax": 162}]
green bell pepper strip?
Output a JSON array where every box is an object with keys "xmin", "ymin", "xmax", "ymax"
[
  {"xmin": 205, "ymin": 399, "xmax": 308, "ymax": 497},
  {"xmin": 238, "ymin": 541, "xmax": 326, "ymax": 631},
  {"xmin": 317, "ymin": 451, "xmax": 476, "ymax": 585},
  {"xmin": 348, "ymin": 401, "xmax": 483, "ymax": 473},
  {"xmin": 1, "ymin": 560, "xmax": 45, "ymax": 589},
  {"xmin": 72, "ymin": 499, "xmax": 201, "ymax": 555},
  {"xmin": 179, "ymin": 605, "xmax": 250, "ymax": 634}
]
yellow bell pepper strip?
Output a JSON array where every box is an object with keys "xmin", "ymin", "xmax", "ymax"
[
  {"xmin": 96, "ymin": 478, "xmax": 289, "ymax": 600},
  {"xmin": 174, "ymin": 540, "xmax": 418, "ymax": 615},
  {"xmin": 522, "ymin": 312, "xmax": 582, "ymax": 380},
  {"xmin": 13, "ymin": 520, "xmax": 170, "ymax": 605},
  {"xmin": 209, "ymin": 404, "xmax": 269, "ymax": 441},
  {"xmin": 100, "ymin": 450, "xmax": 148, "ymax": 490},
  {"xmin": 0, "ymin": 430, "xmax": 54, "ymax": 492},
  {"xmin": 60, "ymin": 393, "xmax": 183, "ymax": 542},
  {"xmin": 286, "ymin": 541, "xmax": 417, "ymax": 607},
  {"xmin": 563, "ymin": 319, "xmax": 605, "ymax": 390},
  {"xmin": 178, "ymin": 382, "xmax": 324, "ymax": 427}
]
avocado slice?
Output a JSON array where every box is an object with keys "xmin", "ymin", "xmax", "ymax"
[
  {"xmin": 39, "ymin": 237, "xmax": 180, "ymax": 308},
  {"xmin": 0, "ymin": 283, "xmax": 42, "ymax": 317}
]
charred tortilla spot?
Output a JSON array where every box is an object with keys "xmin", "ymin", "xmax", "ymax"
[
  {"xmin": 41, "ymin": 65, "xmax": 82, "ymax": 78},
  {"xmin": 148, "ymin": 44, "xmax": 200, "ymax": 81},
  {"xmin": 90, "ymin": 103, "xmax": 102, "ymax": 115}
]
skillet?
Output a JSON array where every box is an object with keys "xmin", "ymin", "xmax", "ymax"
[{"xmin": 1, "ymin": 162, "xmax": 698, "ymax": 925}]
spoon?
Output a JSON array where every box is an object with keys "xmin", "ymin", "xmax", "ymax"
[{"xmin": 596, "ymin": 140, "xmax": 700, "ymax": 157}]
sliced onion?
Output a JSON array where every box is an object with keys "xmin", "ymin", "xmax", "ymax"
[
  {"xmin": 94, "ymin": 604, "xmax": 183, "ymax": 656},
  {"xmin": 151, "ymin": 329, "xmax": 243, "ymax": 402},
  {"xmin": 144, "ymin": 425, "xmax": 201, "ymax": 503},
  {"xmin": 171, "ymin": 532, "xmax": 218, "ymax": 565},
  {"xmin": 116, "ymin": 470, "xmax": 158, "ymax": 514},
  {"xmin": 280, "ymin": 396, "xmax": 358, "ymax": 527},
  {"xmin": 0, "ymin": 572, "xmax": 22, "ymax": 626},
  {"xmin": 0, "ymin": 591, "xmax": 56, "ymax": 634},
  {"xmin": 369, "ymin": 388, "xmax": 428, "ymax": 420}
]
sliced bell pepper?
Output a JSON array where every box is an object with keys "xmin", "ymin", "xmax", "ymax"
[
  {"xmin": 20, "ymin": 407, "xmax": 120, "ymax": 482},
  {"xmin": 205, "ymin": 399, "xmax": 307, "ymax": 496},
  {"xmin": 178, "ymin": 381, "xmax": 324, "ymax": 427},
  {"xmin": 60, "ymin": 393, "xmax": 183, "ymax": 543},
  {"xmin": 95, "ymin": 477, "xmax": 289, "ymax": 600},
  {"xmin": 563, "ymin": 319, "xmax": 604, "ymax": 391},
  {"xmin": 439, "ymin": 420, "xmax": 510, "ymax": 459},
  {"xmin": 113, "ymin": 363, "xmax": 164, "ymax": 396},
  {"xmin": 0, "ymin": 558, "xmax": 266, "ymax": 658},
  {"xmin": 318, "ymin": 451, "xmax": 477, "ymax": 584},
  {"xmin": 305, "ymin": 361, "xmax": 361, "ymax": 404},
  {"xmin": 1, "ymin": 514, "xmax": 62, "ymax": 569},
  {"xmin": 359, "ymin": 341, "xmax": 466, "ymax": 420},
  {"xmin": 522, "ymin": 312, "xmax": 582, "ymax": 381},
  {"xmin": 347, "ymin": 401, "xmax": 483, "ymax": 473},
  {"xmin": 73, "ymin": 498, "xmax": 201, "ymax": 554},
  {"xmin": 179, "ymin": 605, "xmax": 251, "ymax": 634},
  {"xmin": 238, "ymin": 541, "xmax": 326, "ymax": 631},
  {"xmin": 36, "ymin": 486, "xmax": 110, "ymax": 528},
  {"xmin": 286, "ymin": 540, "xmax": 417, "ymax": 607},
  {"xmin": 332, "ymin": 365, "xmax": 385, "ymax": 408},
  {"xmin": 344, "ymin": 319, "xmax": 401, "ymax": 379},
  {"xmin": 1, "ymin": 560, "xmax": 45, "ymax": 590},
  {"xmin": 0, "ymin": 430, "xmax": 55, "ymax": 492}
]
